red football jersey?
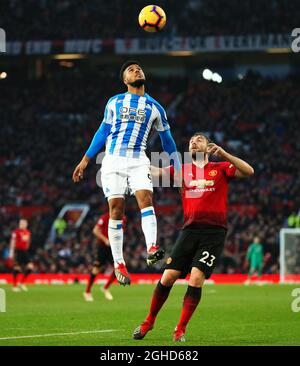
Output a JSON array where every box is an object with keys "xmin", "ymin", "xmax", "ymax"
[
  {"xmin": 95, "ymin": 213, "xmax": 126, "ymax": 245},
  {"xmin": 11, "ymin": 228, "xmax": 31, "ymax": 251},
  {"xmin": 169, "ymin": 161, "xmax": 236, "ymax": 229}
]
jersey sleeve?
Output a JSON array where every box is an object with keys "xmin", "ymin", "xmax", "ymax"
[
  {"xmin": 222, "ymin": 162, "xmax": 237, "ymax": 179},
  {"xmin": 102, "ymin": 98, "xmax": 114, "ymax": 125},
  {"xmin": 96, "ymin": 217, "xmax": 105, "ymax": 229},
  {"xmin": 153, "ymin": 102, "xmax": 170, "ymax": 132}
]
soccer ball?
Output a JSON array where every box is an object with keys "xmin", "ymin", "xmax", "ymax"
[{"xmin": 138, "ymin": 5, "xmax": 167, "ymax": 32}]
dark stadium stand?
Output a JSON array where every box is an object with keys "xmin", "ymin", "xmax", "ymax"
[
  {"xmin": 1, "ymin": 67, "xmax": 299, "ymax": 274},
  {"xmin": 2, "ymin": 0, "xmax": 299, "ymax": 40}
]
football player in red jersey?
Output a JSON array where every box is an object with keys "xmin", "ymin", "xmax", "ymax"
[
  {"xmin": 133, "ymin": 132, "xmax": 254, "ymax": 342},
  {"xmin": 9, "ymin": 219, "xmax": 33, "ymax": 292},
  {"xmin": 84, "ymin": 212, "xmax": 126, "ymax": 302}
]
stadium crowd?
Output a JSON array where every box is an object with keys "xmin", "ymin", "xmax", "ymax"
[
  {"xmin": 1, "ymin": 65, "xmax": 299, "ymax": 275},
  {"xmin": 2, "ymin": 0, "xmax": 298, "ymax": 40}
]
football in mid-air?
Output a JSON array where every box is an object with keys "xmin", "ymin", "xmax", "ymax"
[{"xmin": 138, "ymin": 5, "xmax": 167, "ymax": 32}]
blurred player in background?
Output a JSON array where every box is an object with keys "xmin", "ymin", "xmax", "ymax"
[
  {"xmin": 84, "ymin": 212, "xmax": 126, "ymax": 301},
  {"xmin": 133, "ymin": 132, "xmax": 254, "ymax": 342},
  {"xmin": 244, "ymin": 236, "xmax": 264, "ymax": 285},
  {"xmin": 73, "ymin": 60, "xmax": 181, "ymax": 286},
  {"xmin": 9, "ymin": 219, "xmax": 33, "ymax": 292}
]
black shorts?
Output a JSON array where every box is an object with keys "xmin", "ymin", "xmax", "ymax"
[
  {"xmin": 164, "ymin": 226, "xmax": 227, "ymax": 279},
  {"xmin": 15, "ymin": 250, "xmax": 30, "ymax": 267},
  {"xmin": 93, "ymin": 245, "xmax": 113, "ymax": 267}
]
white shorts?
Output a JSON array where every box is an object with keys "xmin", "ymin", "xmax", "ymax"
[{"xmin": 100, "ymin": 154, "xmax": 153, "ymax": 198}]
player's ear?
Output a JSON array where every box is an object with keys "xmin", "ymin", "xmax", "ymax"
[{"xmin": 123, "ymin": 76, "xmax": 128, "ymax": 86}]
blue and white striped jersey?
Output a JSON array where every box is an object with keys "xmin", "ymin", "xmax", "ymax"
[{"xmin": 102, "ymin": 92, "xmax": 170, "ymax": 158}]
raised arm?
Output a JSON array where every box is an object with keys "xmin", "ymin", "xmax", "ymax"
[
  {"xmin": 158, "ymin": 130, "xmax": 181, "ymax": 171},
  {"xmin": 72, "ymin": 97, "xmax": 114, "ymax": 183},
  {"xmin": 72, "ymin": 122, "xmax": 111, "ymax": 182},
  {"xmin": 207, "ymin": 143, "xmax": 254, "ymax": 178}
]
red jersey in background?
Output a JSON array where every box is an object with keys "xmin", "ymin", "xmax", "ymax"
[
  {"xmin": 11, "ymin": 229, "xmax": 31, "ymax": 251},
  {"xmin": 95, "ymin": 213, "xmax": 127, "ymax": 245}
]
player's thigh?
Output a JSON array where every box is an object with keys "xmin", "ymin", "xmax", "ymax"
[
  {"xmin": 127, "ymin": 158, "xmax": 153, "ymax": 194},
  {"xmin": 164, "ymin": 230, "xmax": 198, "ymax": 274},
  {"xmin": 192, "ymin": 230, "xmax": 226, "ymax": 279},
  {"xmin": 16, "ymin": 250, "xmax": 28, "ymax": 268},
  {"xmin": 101, "ymin": 155, "xmax": 128, "ymax": 197}
]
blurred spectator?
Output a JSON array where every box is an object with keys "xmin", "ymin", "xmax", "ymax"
[
  {"xmin": 287, "ymin": 211, "xmax": 300, "ymax": 228},
  {"xmin": 54, "ymin": 218, "xmax": 67, "ymax": 237}
]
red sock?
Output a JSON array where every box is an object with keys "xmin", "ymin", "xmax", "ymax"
[
  {"xmin": 21, "ymin": 269, "xmax": 32, "ymax": 284},
  {"xmin": 177, "ymin": 286, "xmax": 202, "ymax": 332},
  {"xmin": 13, "ymin": 270, "xmax": 19, "ymax": 287},
  {"xmin": 145, "ymin": 281, "xmax": 172, "ymax": 324},
  {"xmin": 86, "ymin": 274, "xmax": 96, "ymax": 293},
  {"xmin": 104, "ymin": 271, "xmax": 116, "ymax": 289}
]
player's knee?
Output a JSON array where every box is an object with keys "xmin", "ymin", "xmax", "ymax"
[
  {"xmin": 161, "ymin": 270, "xmax": 180, "ymax": 287},
  {"xmin": 109, "ymin": 203, "xmax": 124, "ymax": 220},
  {"xmin": 136, "ymin": 192, "xmax": 153, "ymax": 209},
  {"xmin": 92, "ymin": 264, "xmax": 100, "ymax": 275},
  {"xmin": 189, "ymin": 268, "xmax": 206, "ymax": 287}
]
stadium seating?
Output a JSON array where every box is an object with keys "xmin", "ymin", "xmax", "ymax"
[
  {"xmin": 2, "ymin": 0, "xmax": 298, "ymax": 40},
  {"xmin": 1, "ymin": 68, "xmax": 299, "ymax": 274}
]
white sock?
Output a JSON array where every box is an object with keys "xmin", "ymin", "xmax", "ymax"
[
  {"xmin": 108, "ymin": 219, "xmax": 124, "ymax": 267},
  {"xmin": 141, "ymin": 206, "xmax": 157, "ymax": 251}
]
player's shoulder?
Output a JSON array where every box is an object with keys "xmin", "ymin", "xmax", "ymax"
[
  {"xmin": 208, "ymin": 161, "xmax": 232, "ymax": 171},
  {"xmin": 106, "ymin": 93, "xmax": 124, "ymax": 105},
  {"xmin": 99, "ymin": 212, "xmax": 109, "ymax": 222},
  {"xmin": 208, "ymin": 161, "xmax": 229, "ymax": 168},
  {"xmin": 145, "ymin": 93, "xmax": 165, "ymax": 110}
]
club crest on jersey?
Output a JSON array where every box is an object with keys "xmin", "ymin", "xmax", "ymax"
[
  {"xmin": 208, "ymin": 170, "xmax": 218, "ymax": 177},
  {"xmin": 189, "ymin": 179, "xmax": 214, "ymax": 189}
]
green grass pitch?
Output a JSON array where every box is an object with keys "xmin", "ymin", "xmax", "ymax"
[{"xmin": 0, "ymin": 283, "xmax": 299, "ymax": 346}]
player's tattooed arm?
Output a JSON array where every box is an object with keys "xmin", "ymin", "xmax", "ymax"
[
  {"xmin": 207, "ymin": 143, "xmax": 254, "ymax": 178},
  {"xmin": 72, "ymin": 155, "xmax": 90, "ymax": 183}
]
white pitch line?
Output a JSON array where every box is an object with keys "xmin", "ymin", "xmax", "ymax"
[{"xmin": 0, "ymin": 329, "xmax": 117, "ymax": 341}]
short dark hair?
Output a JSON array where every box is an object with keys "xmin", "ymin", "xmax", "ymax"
[
  {"xmin": 120, "ymin": 60, "xmax": 141, "ymax": 81},
  {"xmin": 191, "ymin": 132, "xmax": 211, "ymax": 143}
]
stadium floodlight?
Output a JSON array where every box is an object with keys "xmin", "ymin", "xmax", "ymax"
[
  {"xmin": 280, "ymin": 228, "xmax": 300, "ymax": 283},
  {"xmin": 202, "ymin": 69, "xmax": 213, "ymax": 80},
  {"xmin": 0, "ymin": 72, "xmax": 7, "ymax": 79},
  {"xmin": 212, "ymin": 72, "xmax": 222, "ymax": 83}
]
